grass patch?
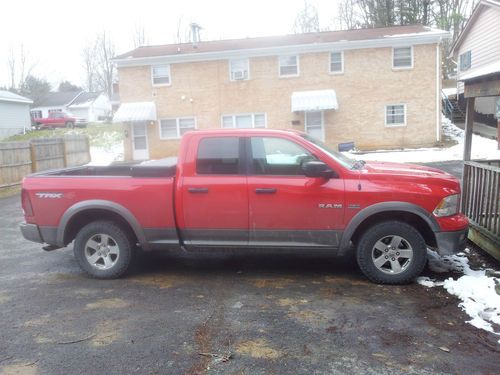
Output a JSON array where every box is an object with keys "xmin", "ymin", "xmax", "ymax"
[
  {"xmin": 0, "ymin": 185, "xmax": 21, "ymax": 199},
  {"xmin": 4, "ymin": 123, "xmax": 124, "ymax": 149}
]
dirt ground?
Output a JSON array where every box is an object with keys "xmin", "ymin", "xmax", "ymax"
[{"xmin": 0, "ymin": 193, "xmax": 499, "ymax": 375}]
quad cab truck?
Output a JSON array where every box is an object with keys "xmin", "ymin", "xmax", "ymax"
[
  {"xmin": 20, "ymin": 129, "xmax": 469, "ymax": 284},
  {"xmin": 34, "ymin": 112, "xmax": 86, "ymax": 129}
]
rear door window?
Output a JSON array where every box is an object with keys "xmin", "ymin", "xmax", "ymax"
[{"xmin": 196, "ymin": 137, "xmax": 240, "ymax": 175}]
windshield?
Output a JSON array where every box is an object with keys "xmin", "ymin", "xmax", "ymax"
[{"xmin": 301, "ymin": 134, "xmax": 360, "ymax": 170}]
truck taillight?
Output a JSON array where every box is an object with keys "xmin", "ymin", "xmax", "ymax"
[{"xmin": 21, "ymin": 189, "xmax": 34, "ymax": 217}]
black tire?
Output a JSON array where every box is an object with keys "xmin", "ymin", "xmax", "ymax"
[
  {"xmin": 356, "ymin": 220, "xmax": 427, "ymax": 285},
  {"xmin": 65, "ymin": 121, "xmax": 74, "ymax": 128},
  {"xmin": 73, "ymin": 221, "xmax": 134, "ymax": 279}
]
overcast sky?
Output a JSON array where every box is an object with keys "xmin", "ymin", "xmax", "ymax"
[{"xmin": 0, "ymin": 0, "xmax": 340, "ymax": 89}]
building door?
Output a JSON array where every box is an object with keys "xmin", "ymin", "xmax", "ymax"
[
  {"xmin": 305, "ymin": 111, "xmax": 325, "ymax": 141},
  {"xmin": 132, "ymin": 122, "xmax": 149, "ymax": 160}
]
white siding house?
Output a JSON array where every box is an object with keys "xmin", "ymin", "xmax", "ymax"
[
  {"xmin": 0, "ymin": 90, "xmax": 33, "ymax": 139},
  {"xmin": 68, "ymin": 93, "xmax": 112, "ymax": 122},
  {"xmin": 452, "ymin": 0, "xmax": 500, "ymax": 119}
]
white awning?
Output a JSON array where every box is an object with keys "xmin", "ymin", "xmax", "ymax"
[
  {"xmin": 113, "ymin": 102, "xmax": 157, "ymax": 123},
  {"xmin": 291, "ymin": 89, "xmax": 338, "ymax": 112}
]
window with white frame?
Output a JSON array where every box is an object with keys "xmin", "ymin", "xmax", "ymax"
[
  {"xmin": 330, "ymin": 51, "xmax": 343, "ymax": 73},
  {"xmin": 459, "ymin": 51, "xmax": 471, "ymax": 71},
  {"xmin": 279, "ymin": 55, "xmax": 299, "ymax": 77},
  {"xmin": 160, "ymin": 117, "xmax": 195, "ymax": 139},
  {"xmin": 229, "ymin": 58, "xmax": 249, "ymax": 80},
  {"xmin": 305, "ymin": 111, "xmax": 324, "ymax": 141},
  {"xmin": 385, "ymin": 104, "xmax": 406, "ymax": 126},
  {"xmin": 392, "ymin": 47, "xmax": 413, "ymax": 69},
  {"xmin": 151, "ymin": 64, "xmax": 171, "ymax": 85},
  {"xmin": 221, "ymin": 113, "xmax": 266, "ymax": 128}
]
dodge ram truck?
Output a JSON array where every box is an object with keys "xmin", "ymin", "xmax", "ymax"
[
  {"xmin": 20, "ymin": 129, "xmax": 469, "ymax": 284},
  {"xmin": 34, "ymin": 112, "xmax": 86, "ymax": 129}
]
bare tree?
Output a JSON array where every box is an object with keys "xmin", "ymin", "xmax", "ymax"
[
  {"xmin": 95, "ymin": 31, "xmax": 116, "ymax": 98},
  {"xmin": 82, "ymin": 41, "xmax": 99, "ymax": 92},
  {"xmin": 337, "ymin": 0, "xmax": 361, "ymax": 29},
  {"xmin": 293, "ymin": 0, "xmax": 320, "ymax": 33},
  {"xmin": 133, "ymin": 22, "xmax": 148, "ymax": 48},
  {"xmin": 81, "ymin": 32, "xmax": 116, "ymax": 97},
  {"xmin": 7, "ymin": 44, "xmax": 36, "ymax": 92}
]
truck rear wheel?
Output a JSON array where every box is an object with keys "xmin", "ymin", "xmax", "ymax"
[
  {"xmin": 356, "ymin": 221, "xmax": 427, "ymax": 285},
  {"xmin": 73, "ymin": 221, "xmax": 134, "ymax": 279}
]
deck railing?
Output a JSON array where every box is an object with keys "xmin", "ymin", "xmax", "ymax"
[{"xmin": 461, "ymin": 160, "xmax": 500, "ymax": 245}]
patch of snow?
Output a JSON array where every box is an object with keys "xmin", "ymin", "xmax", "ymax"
[
  {"xmin": 418, "ymin": 249, "xmax": 500, "ymax": 342},
  {"xmin": 350, "ymin": 116, "xmax": 500, "ymax": 163},
  {"xmin": 442, "ymin": 87, "xmax": 457, "ymax": 97},
  {"xmin": 88, "ymin": 144, "xmax": 123, "ymax": 166}
]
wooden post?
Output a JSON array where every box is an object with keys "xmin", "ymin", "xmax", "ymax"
[
  {"xmin": 30, "ymin": 142, "xmax": 37, "ymax": 173},
  {"xmin": 62, "ymin": 138, "xmax": 68, "ymax": 168},
  {"xmin": 463, "ymin": 97, "xmax": 475, "ymax": 162}
]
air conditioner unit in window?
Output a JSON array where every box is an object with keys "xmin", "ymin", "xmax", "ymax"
[{"xmin": 233, "ymin": 71, "xmax": 246, "ymax": 80}]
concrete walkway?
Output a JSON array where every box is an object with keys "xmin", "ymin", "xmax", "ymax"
[{"xmin": 455, "ymin": 121, "xmax": 498, "ymax": 140}]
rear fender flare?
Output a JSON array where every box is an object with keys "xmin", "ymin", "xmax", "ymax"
[{"xmin": 56, "ymin": 199, "xmax": 149, "ymax": 250}]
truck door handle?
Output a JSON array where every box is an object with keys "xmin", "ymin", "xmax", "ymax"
[
  {"xmin": 255, "ymin": 188, "xmax": 277, "ymax": 194},
  {"xmin": 188, "ymin": 187, "xmax": 209, "ymax": 193}
]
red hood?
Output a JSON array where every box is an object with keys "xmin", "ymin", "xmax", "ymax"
[{"xmin": 363, "ymin": 161, "xmax": 457, "ymax": 180}]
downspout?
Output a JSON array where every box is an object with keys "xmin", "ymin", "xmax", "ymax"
[{"xmin": 436, "ymin": 41, "xmax": 441, "ymax": 142}]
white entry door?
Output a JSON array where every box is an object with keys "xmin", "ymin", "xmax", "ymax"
[{"xmin": 132, "ymin": 122, "xmax": 149, "ymax": 160}]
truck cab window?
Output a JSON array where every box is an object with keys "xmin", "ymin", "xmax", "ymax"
[
  {"xmin": 197, "ymin": 137, "xmax": 240, "ymax": 175},
  {"xmin": 250, "ymin": 137, "xmax": 316, "ymax": 175}
]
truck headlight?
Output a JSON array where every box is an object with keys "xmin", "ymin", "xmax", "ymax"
[{"xmin": 433, "ymin": 194, "xmax": 460, "ymax": 217}]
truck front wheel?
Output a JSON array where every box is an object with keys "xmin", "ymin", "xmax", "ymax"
[
  {"xmin": 356, "ymin": 221, "xmax": 427, "ymax": 285},
  {"xmin": 65, "ymin": 121, "xmax": 74, "ymax": 128},
  {"xmin": 73, "ymin": 221, "xmax": 134, "ymax": 279}
]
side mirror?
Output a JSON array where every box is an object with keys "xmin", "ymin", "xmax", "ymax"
[{"xmin": 302, "ymin": 161, "xmax": 337, "ymax": 179}]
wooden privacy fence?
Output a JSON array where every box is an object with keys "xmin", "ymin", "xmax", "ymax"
[{"xmin": 0, "ymin": 135, "xmax": 90, "ymax": 188}]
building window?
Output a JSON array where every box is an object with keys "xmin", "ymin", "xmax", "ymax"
[
  {"xmin": 392, "ymin": 47, "xmax": 413, "ymax": 69},
  {"xmin": 151, "ymin": 64, "xmax": 171, "ymax": 85},
  {"xmin": 459, "ymin": 51, "xmax": 471, "ymax": 71},
  {"xmin": 279, "ymin": 55, "xmax": 299, "ymax": 77},
  {"xmin": 305, "ymin": 111, "xmax": 324, "ymax": 141},
  {"xmin": 196, "ymin": 137, "xmax": 240, "ymax": 175},
  {"xmin": 221, "ymin": 113, "xmax": 266, "ymax": 128},
  {"xmin": 330, "ymin": 51, "xmax": 344, "ymax": 73},
  {"xmin": 385, "ymin": 104, "xmax": 406, "ymax": 126},
  {"xmin": 229, "ymin": 58, "xmax": 249, "ymax": 80},
  {"xmin": 159, "ymin": 117, "xmax": 196, "ymax": 139},
  {"xmin": 31, "ymin": 110, "xmax": 42, "ymax": 119}
]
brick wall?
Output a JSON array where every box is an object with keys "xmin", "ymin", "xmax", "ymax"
[{"xmin": 119, "ymin": 43, "xmax": 440, "ymax": 160}]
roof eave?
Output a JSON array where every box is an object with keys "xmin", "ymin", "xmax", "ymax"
[{"xmin": 113, "ymin": 31, "xmax": 449, "ymax": 68}]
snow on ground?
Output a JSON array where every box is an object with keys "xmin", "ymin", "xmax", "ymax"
[
  {"xmin": 88, "ymin": 144, "xmax": 124, "ymax": 166},
  {"xmin": 417, "ymin": 249, "xmax": 500, "ymax": 342},
  {"xmin": 350, "ymin": 116, "xmax": 500, "ymax": 163}
]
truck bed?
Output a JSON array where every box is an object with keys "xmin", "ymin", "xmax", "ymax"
[{"xmin": 38, "ymin": 157, "xmax": 178, "ymax": 178}]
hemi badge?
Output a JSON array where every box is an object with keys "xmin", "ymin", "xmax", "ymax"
[
  {"xmin": 348, "ymin": 204, "xmax": 361, "ymax": 209},
  {"xmin": 35, "ymin": 192, "xmax": 63, "ymax": 199}
]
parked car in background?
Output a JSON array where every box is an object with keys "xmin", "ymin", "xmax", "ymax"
[
  {"xmin": 20, "ymin": 129, "xmax": 469, "ymax": 284},
  {"xmin": 33, "ymin": 112, "xmax": 87, "ymax": 129}
]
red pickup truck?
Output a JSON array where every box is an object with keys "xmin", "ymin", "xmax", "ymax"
[
  {"xmin": 34, "ymin": 112, "xmax": 86, "ymax": 129},
  {"xmin": 20, "ymin": 129, "xmax": 468, "ymax": 284}
]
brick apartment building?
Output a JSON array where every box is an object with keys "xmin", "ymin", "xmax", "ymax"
[{"xmin": 113, "ymin": 25, "xmax": 448, "ymax": 160}]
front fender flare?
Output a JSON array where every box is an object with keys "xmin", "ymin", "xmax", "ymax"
[{"xmin": 339, "ymin": 201, "xmax": 439, "ymax": 254}]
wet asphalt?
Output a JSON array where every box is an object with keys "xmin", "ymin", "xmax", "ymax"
[{"xmin": 1, "ymin": 160, "xmax": 500, "ymax": 374}]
